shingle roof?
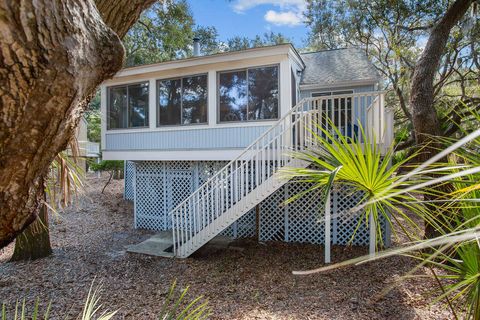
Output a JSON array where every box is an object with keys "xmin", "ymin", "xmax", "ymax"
[{"xmin": 299, "ymin": 48, "xmax": 380, "ymax": 87}]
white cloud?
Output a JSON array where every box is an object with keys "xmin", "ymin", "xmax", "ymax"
[
  {"xmin": 264, "ymin": 10, "xmax": 302, "ymax": 26},
  {"xmin": 233, "ymin": 0, "xmax": 305, "ymax": 13},
  {"xmin": 232, "ymin": 0, "xmax": 306, "ymax": 27}
]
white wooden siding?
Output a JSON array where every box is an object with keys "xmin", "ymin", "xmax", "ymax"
[{"xmin": 105, "ymin": 125, "xmax": 271, "ymax": 151}]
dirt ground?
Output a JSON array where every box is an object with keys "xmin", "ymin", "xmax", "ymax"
[{"xmin": 0, "ymin": 174, "xmax": 452, "ymax": 319}]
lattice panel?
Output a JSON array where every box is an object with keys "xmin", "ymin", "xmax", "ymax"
[
  {"xmin": 132, "ymin": 160, "xmax": 388, "ymax": 246},
  {"xmin": 124, "ymin": 161, "xmax": 135, "ymax": 201},
  {"xmin": 332, "ymin": 186, "xmax": 368, "ymax": 245},
  {"xmin": 256, "ymin": 182, "xmax": 386, "ymax": 246},
  {"xmin": 134, "ymin": 162, "xmax": 166, "ymax": 230},
  {"xmin": 286, "ymin": 182, "xmax": 328, "ymax": 244},
  {"xmin": 259, "ymin": 185, "xmax": 287, "ymax": 242},
  {"xmin": 198, "ymin": 161, "xmax": 226, "ymax": 185},
  {"xmin": 222, "ymin": 208, "xmax": 256, "ymax": 238},
  {"xmin": 134, "ymin": 161, "xmax": 238, "ymax": 232},
  {"xmin": 332, "ymin": 186, "xmax": 389, "ymax": 246}
]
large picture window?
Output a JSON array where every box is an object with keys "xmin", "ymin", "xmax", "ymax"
[
  {"xmin": 218, "ymin": 65, "xmax": 279, "ymax": 122},
  {"xmin": 107, "ymin": 82, "xmax": 149, "ymax": 129},
  {"xmin": 157, "ymin": 74, "xmax": 208, "ymax": 126}
]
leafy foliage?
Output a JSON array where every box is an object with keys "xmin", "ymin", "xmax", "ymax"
[
  {"xmin": 226, "ymin": 32, "xmax": 292, "ymax": 51},
  {"xmin": 89, "ymin": 160, "xmax": 124, "ymax": 173},
  {"xmin": 304, "ymin": 0, "xmax": 480, "ymax": 149},
  {"xmin": 158, "ymin": 280, "xmax": 210, "ymax": 320},
  {"xmin": 123, "ymin": 0, "xmax": 195, "ymax": 66},
  {"xmin": 1, "ymin": 299, "xmax": 50, "ymax": 320}
]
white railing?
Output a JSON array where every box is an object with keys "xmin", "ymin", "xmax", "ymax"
[{"xmin": 171, "ymin": 91, "xmax": 388, "ymax": 257}]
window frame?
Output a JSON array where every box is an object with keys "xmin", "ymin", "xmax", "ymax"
[
  {"xmin": 156, "ymin": 73, "xmax": 209, "ymax": 127},
  {"xmin": 311, "ymin": 89, "xmax": 354, "ymax": 97},
  {"xmin": 216, "ymin": 64, "xmax": 280, "ymax": 124},
  {"xmin": 106, "ymin": 81, "xmax": 150, "ymax": 130}
]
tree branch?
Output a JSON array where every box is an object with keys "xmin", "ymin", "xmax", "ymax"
[{"xmin": 95, "ymin": 0, "xmax": 157, "ymax": 39}]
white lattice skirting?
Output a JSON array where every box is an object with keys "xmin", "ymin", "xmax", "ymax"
[{"xmin": 125, "ymin": 160, "xmax": 389, "ymax": 246}]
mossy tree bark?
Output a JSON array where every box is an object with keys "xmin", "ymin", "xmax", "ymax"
[
  {"xmin": 0, "ymin": 0, "xmax": 155, "ymax": 248},
  {"xmin": 409, "ymin": 0, "xmax": 475, "ymax": 238},
  {"xmin": 10, "ymin": 193, "xmax": 52, "ymax": 261}
]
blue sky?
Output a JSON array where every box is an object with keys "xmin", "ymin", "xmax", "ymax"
[{"xmin": 188, "ymin": 0, "xmax": 309, "ymax": 47}]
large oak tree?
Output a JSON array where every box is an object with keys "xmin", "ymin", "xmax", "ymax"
[{"xmin": 0, "ymin": 0, "xmax": 155, "ymax": 248}]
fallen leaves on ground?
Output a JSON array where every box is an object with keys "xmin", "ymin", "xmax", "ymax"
[{"xmin": 0, "ymin": 174, "xmax": 451, "ymax": 319}]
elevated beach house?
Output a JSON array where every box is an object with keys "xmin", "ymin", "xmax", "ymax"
[{"xmin": 100, "ymin": 43, "xmax": 394, "ymax": 260}]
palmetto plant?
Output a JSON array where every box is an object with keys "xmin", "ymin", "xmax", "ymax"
[
  {"xmin": 288, "ymin": 122, "xmax": 480, "ymax": 319},
  {"xmin": 1, "ymin": 280, "xmax": 210, "ymax": 320},
  {"xmin": 1, "ymin": 299, "xmax": 51, "ymax": 320},
  {"xmin": 158, "ymin": 280, "xmax": 211, "ymax": 320},
  {"xmin": 281, "ymin": 122, "xmax": 432, "ymax": 248},
  {"xmin": 46, "ymin": 139, "xmax": 85, "ymax": 211}
]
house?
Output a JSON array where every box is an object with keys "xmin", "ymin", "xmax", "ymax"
[
  {"xmin": 100, "ymin": 43, "xmax": 394, "ymax": 260},
  {"xmin": 70, "ymin": 117, "xmax": 100, "ymax": 173}
]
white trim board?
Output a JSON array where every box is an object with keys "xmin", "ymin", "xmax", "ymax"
[
  {"xmin": 299, "ymin": 79, "xmax": 378, "ymax": 91},
  {"xmin": 103, "ymin": 149, "xmax": 249, "ymax": 161}
]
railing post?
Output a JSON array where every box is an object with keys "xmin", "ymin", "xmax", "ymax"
[
  {"xmin": 324, "ymin": 192, "xmax": 331, "ymax": 264},
  {"xmin": 369, "ymin": 213, "xmax": 376, "ymax": 258}
]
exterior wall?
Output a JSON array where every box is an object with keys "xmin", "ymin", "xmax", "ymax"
[
  {"xmin": 101, "ymin": 46, "xmax": 300, "ymax": 161},
  {"xmin": 106, "ymin": 125, "xmax": 270, "ymax": 151},
  {"xmin": 127, "ymin": 160, "xmax": 390, "ymax": 247}
]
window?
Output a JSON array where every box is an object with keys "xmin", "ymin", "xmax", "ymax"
[
  {"xmin": 157, "ymin": 74, "xmax": 207, "ymax": 126},
  {"xmin": 218, "ymin": 65, "xmax": 279, "ymax": 122},
  {"xmin": 107, "ymin": 82, "xmax": 149, "ymax": 129}
]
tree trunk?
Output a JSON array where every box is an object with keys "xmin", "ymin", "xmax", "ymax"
[
  {"xmin": 10, "ymin": 195, "xmax": 52, "ymax": 261},
  {"xmin": 409, "ymin": 0, "xmax": 474, "ymax": 238},
  {"xmin": 0, "ymin": 0, "xmax": 155, "ymax": 249}
]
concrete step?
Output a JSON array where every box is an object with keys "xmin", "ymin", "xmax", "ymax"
[
  {"xmin": 126, "ymin": 230, "xmax": 174, "ymax": 258},
  {"xmin": 126, "ymin": 231, "xmax": 237, "ymax": 258}
]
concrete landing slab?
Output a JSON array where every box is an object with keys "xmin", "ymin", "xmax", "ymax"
[
  {"xmin": 126, "ymin": 231, "xmax": 174, "ymax": 258},
  {"xmin": 126, "ymin": 231, "xmax": 239, "ymax": 258}
]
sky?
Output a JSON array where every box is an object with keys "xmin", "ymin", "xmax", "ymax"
[{"xmin": 187, "ymin": 0, "xmax": 309, "ymax": 47}]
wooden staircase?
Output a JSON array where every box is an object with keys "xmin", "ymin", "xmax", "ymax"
[{"xmin": 169, "ymin": 92, "xmax": 388, "ymax": 258}]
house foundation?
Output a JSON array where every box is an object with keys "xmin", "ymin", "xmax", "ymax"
[{"xmin": 125, "ymin": 160, "xmax": 390, "ymax": 247}]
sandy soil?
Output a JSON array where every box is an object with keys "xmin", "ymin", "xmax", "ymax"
[{"xmin": 0, "ymin": 174, "xmax": 452, "ymax": 319}]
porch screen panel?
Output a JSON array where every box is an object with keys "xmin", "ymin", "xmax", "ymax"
[
  {"xmin": 128, "ymin": 83, "xmax": 149, "ymax": 127},
  {"xmin": 158, "ymin": 79, "xmax": 182, "ymax": 125},
  {"xmin": 219, "ymin": 70, "xmax": 247, "ymax": 122},
  {"xmin": 248, "ymin": 66, "xmax": 278, "ymax": 120},
  {"xmin": 108, "ymin": 86, "xmax": 127, "ymax": 129},
  {"xmin": 182, "ymin": 75, "xmax": 208, "ymax": 124}
]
